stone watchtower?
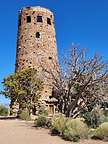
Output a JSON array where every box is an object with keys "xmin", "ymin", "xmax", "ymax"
[{"xmin": 15, "ymin": 6, "xmax": 58, "ymax": 114}]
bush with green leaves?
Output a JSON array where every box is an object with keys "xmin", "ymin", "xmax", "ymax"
[
  {"xmin": 34, "ymin": 114, "xmax": 52, "ymax": 128},
  {"xmin": 63, "ymin": 129, "xmax": 80, "ymax": 142},
  {"xmin": 18, "ymin": 110, "xmax": 31, "ymax": 121},
  {"xmin": 91, "ymin": 122, "xmax": 108, "ymax": 141},
  {"xmin": 62, "ymin": 118, "xmax": 88, "ymax": 142},
  {"xmin": 38, "ymin": 106, "xmax": 48, "ymax": 116},
  {"xmin": 34, "ymin": 115, "xmax": 47, "ymax": 127},
  {"xmin": 88, "ymin": 128, "xmax": 96, "ymax": 138},
  {"xmin": 51, "ymin": 115, "xmax": 67, "ymax": 135},
  {"xmin": 81, "ymin": 109, "xmax": 101, "ymax": 128},
  {"xmin": 51, "ymin": 116, "xmax": 88, "ymax": 142},
  {"xmin": 0, "ymin": 105, "xmax": 8, "ymax": 116},
  {"xmin": 100, "ymin": 114, "xmax": 108, "ymax": 124}
]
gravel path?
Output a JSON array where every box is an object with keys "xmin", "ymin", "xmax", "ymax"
[{"xmin": 0, "ymin": 119, "xmax": 106, "ymax": 144}]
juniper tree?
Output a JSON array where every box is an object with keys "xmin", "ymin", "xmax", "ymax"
[{"xmin": 1, "ymin": 68, "xmax": 43, "ymax": 115}]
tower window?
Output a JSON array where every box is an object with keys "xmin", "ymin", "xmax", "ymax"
[
  {"xmin": 36, "ymin": 32, "xmax": 40, "ymax": 38},
  {"xmin": 37, "ymin": 16, "xmax": 43, "ymax": 22},
  {"xmin": 27, "ymin": 16, "xmax": 31, "ymax": 23},
  {"xmin": 47, "ymin": 18, "xmax": 51, "ymax": 25},
  {"xmin": 32, "ymin": 11, "xmax": 35, "ymax": 15},
  {"xmin": 26, "ymin": 7, "xmax": 31, "ymax": 9},
  {"xmin": 49, "ymin": 56, "xmax": 52, "ymax": 60}
]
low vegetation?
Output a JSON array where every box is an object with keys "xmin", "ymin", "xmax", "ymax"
[
  {"xmin": 51, "ymin": 115, "xmax": 88, "ymax": 142},
  {"xmin": 34, "ymin": 106, "xmax": 52, "ymax": 128},
  {"xmin": 35, "ymin": 113, "xmax": 108, "ymax": 142},
  {"xmin": 51, "ymin": 115, "xmax": 67, "ymax": 135},
  {"xmin": 62, "ymin": 118, "xmax": 88, "ymax": 142},
  {"xmin": 91, "ymin": 122, "xmax": 108, "ymax": 141},
  {"xmin": 18, "ymin": 110, "xmax": 31, "ymax": 121},
  {"xmin": 34, "ymin": 115, "xmax": 47, "ymax": 127},
  {"xmin": 0, "ymin": 105, "xmax": 8, "ymax": 116}
]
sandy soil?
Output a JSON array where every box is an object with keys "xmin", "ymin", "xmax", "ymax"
[{"xmin": 0, "ymin": 119, "xmax": 107, "ymax": 144}]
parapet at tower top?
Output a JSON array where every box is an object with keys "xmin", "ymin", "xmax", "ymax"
[{"xmin": 20, "ymin": 6, "xmax": 53, "ymax": 15}]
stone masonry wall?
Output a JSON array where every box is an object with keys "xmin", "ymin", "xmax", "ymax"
[{"xmin": 15, "ymin": 6, "xmax": 58, "ymax": 100}]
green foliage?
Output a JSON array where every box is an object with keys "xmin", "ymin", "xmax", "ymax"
[
  {"xmin": 1, "ymin": 68, "xmax": 43, "ymax": 114},
  {"xmin": 0, "ymin": 105, "xmax": 8, "ymax": 116},
  {"xmin": 34, "ymin": 115, "xmax": 52, "ymax": 128},
  {"xmin": 51, "ymin": 116, "xmax": 88, "ymax": 142},
  {"xmin": 34, "ymin": 115, "xmax": 47, "ymax": 127},
  {"xmin": 91, "ymin": 122, "xmax": 108, "ymax": 141},
  {"xmin": 88, "ymin": 128, "xmax": 96, "ymax": 138},
  {"xmin": 38, "ymin": 105, "xmax": 48, "ymax": 116},
  {"xmin": 34, "ymin": 106, "xmax": 49, "ymax": 127},
  {"xmin": 81, "ymin": 109, "xmax": 101, "ymax": 128},
  {"xmin": 18, "ymin": 110, "xmax": 31, "ymax": 121},
  {"xmin": 63, "ymin": 129, "xmax": 80, "ymax": 142},
  {"xmin": 51, "ymin": 115, "xmax": 67, "ymax": 135},
  {"xmin": 100, "ymin": 114, "xmax": 108, "ymax": 124},
  {"xmin": 62, "ymin": 118, "xmax": 88, "ymax": 142}
]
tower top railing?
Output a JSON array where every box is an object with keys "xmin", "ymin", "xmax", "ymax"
[{"xmin": 19, "ymin": 6, "xmax": 53, "ymax": 15}]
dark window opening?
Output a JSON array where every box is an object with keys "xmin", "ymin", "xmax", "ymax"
[
  {"xmin": 49, "ymin": 96, "xmax": 53, "ymax": 99},
  {"xmin": 27, "ymin": 16, "xmax": 31, "ymax": 23},
  {"xmin": 47, "ymin": 18, "xmax": 51, "ymax": 25},
  {"xmin": 26, "ymin": 7, "xmax": 30, "ymax": 9},
  {"xmin": 32, "ymin": 11, "xmax": 35, "ymax": 15},
  {"xmin": 49, "ymin": 56, "xmax": 52, "ymax": 60},
  {"xmin": 36, "ymin": 32, "xmax": 40, "ymax": 38},
  {"xmin": 37, "ymin": 16, "xmax": 43, "ymax": 22}
]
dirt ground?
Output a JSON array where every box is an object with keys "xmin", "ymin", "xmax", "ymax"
[{"xmin": 0, "ymin": 119, "xmax": 107, "ymax": 144}]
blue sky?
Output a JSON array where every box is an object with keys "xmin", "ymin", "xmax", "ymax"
[{"xmin": 0, "ymin": 0, "xmax": 108, "ymax": 105}]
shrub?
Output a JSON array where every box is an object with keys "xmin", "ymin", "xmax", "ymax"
[
  {"xmin": 100, "ymin": 115, "xmax": 108, "ymax": 124},
  {"xmin": 62, "ymin": 118, "xmax": 88, "ymax": 142},
  {"xmin": 38, "ymin": 106, "xmax": 48, "ymax": 116},
  {"xmin": 18, "ymin": 110, "xmax": 31, "ymax": 121},
  {"xmin": 92, "ymin": 122, "xmax": 108, "ymax": 141},
  {"xmin": 81, "ymin": 109, "xmax": 101, "ymax": 128},
  {"xmin": 51, "ymin": 116, "xmax": 88, "ymax": 142},
  {"xmin": 88, "ymin": 128, "xmax": 96, "ymax": 138},
  {"xmin": 63, "ymin": 128, "xmax": 80, "ymax": 142},
  {"xmin": 46, "ymin": 117, "xmax": 52, "ymax": 128},
  {"xmin": 34, "ymin": 114, "xmax": 52, "ymax": 128},
  {"xmin": 51, "ymin": 115, "xmax": 67, "ymax": 135},
  {"xmin": 0, "ymin": 105, "xmax": 8, "ymax": 116},
  {"xmin": 34, "ymin": 115, "xmax": 47, "ymax": 127}
]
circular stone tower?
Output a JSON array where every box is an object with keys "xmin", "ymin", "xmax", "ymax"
[{"xmin": 15, "ymin": 6, "xmax": 58, "ymax": 114}]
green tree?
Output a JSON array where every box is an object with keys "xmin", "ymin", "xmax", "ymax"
[
  {"xmin": 1, "ymin": 68, "xmax": 43, "ymax": 115},
  {"xmin": 0, "ymin": 105, "xmax": 8, "ymax": 116}
]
